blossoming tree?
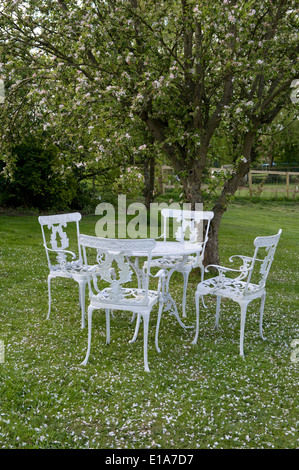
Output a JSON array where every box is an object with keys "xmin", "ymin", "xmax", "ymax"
[{"xmin": 0, "ymin": 0, "xmax": 297, "ymax": 263}]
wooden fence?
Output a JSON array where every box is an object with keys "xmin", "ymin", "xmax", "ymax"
[
  {"xmin": 248, "ymin": 170, "xmax": 299, "ymax": 198},
  {"xmin": 159, "ymin": 166, "xmax": 299, "ymax": 198}
]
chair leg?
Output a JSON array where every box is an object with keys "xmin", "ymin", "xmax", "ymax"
[
  {"xmin": 105, "ymin": 309, "xmax": 110, "ymax": 344},
  {"xmin": 191, "ymin": 291, "xmax": 200, "ymax": 345},
  {"xmin": 47, "ymin": 276, "xmax": 52, "ymax": 319},
  {"xmin": 155, "ymin": 301, "xmax": 164, "ymax": 354},
  {"xmin": 181, "ymin": 271, "xmax": 189, "ymax": 318},
  {"xmin": 260, "ymin": 293, "xmax": 266, "ymax": 340},
  {"xmin": 200, "ymin": 266, "xmax": 207, "ymax": 308},
  {"xmin": 78, "ymin": 280, "xmax": 86, "ymax": 329},
  {"xmin": 130, "ymin": 312, "xmax": 136, "ymax": 323},
  {"xmin": 81, "ymin": 305, "xmax": 94, "ymax": 366},
  {"xmin": 143, "ymin": 314, "xmax": 150, "ymax": 372},
  {"xmin": 130, "ymin": 261, "xmax": 142, "ymax": 324},
  {"xmin": 129, "ymin": 313, "xmax": 141, "ymax": 344},
  {"xmin": 215, "ymin": 296, "xmax": 221, "ymax": 330},
  {"xmin": 239, "ymin": 301, "xmax": 249, "ymax": 357}
]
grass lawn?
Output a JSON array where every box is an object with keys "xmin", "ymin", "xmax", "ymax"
[{"xmin": 0, "ymin": 201, "xmax": 298, "ymax": 449}]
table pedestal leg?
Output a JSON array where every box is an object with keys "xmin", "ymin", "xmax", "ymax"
[
  {"xmin": 162, "ymin": 263, "xmax": 193, "ymax": 329},
  {"xmin": 129, "ymin": 255, "xmax": 193, "ymax": 346}
]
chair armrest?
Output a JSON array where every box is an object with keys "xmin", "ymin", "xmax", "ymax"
[
  {"xmin": 204, "ymin": 263, "xmax": 253, "ymax": 287},
  {"xmin": 229, "ymin": 255, "xmax": 254, "ymax": 263},
  {"xmin": 43, "ymin": 245, "xmax": 77, "ymax": 260},
  {"xmin": 144, "ymin": 268, "xmax": 166, "ymax": 297},
  {"xmin": 152, "ymin": 269, "xmax": 166, "ymax": 279},
  {"xmin": 144, "ymin": 266, "xmax": 166, "ymax": 280},
  {"xmin": 205, "ymin": 264, "xmax": 252, "ymax": 274},
  {"xmin": 155, "ymin": 233, "xmax": 166, "ymax": 240},
  {"xmin": 229, "ymin": 254, "xmax": 263, "ymax": 265},
  {"xmin": 151, "ymin": 269, "xmax": 166, "ymax": 298},
  {"xmin": 90, "ymin": 267, "xmax": 101, "ymax": 293},
  {"xmin": 205, "ymin": 264, "xmax": 252, "ymax": 284}
]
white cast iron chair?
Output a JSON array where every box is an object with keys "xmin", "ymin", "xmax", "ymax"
[
  {"xmin": 149, "ymin": 208, "xmax": 214, "ymax": 317},
  {"xmin": 79, "ymin": 235, "xmax": 163, "ymax": 372},
  {"xmin": 192, "ymin": 229, "xmax": 282, "ymax": 356},
  {"xmin": 38, "ymin": 212, "xmax": 89, "ymax": 328}
]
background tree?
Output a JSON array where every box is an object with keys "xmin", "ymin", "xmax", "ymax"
[
  {"xmin": 0, "ymin": 138, "xmax": 79, "ymax": 210},
  {"xmin": 0, "ymin": 0, "xmax": 298, "ymax": 263},
  {"xmin": 258, "ymin": 110, "xmax": 299, "ymax": 168}
]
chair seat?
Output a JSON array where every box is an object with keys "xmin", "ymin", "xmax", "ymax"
[
  {"xmin": 90, "ymin": 287, "xmax": 159, "ymax": 310},
  {"xmin": 197, "ymin": 277, "xmax": 264, "ymax": 299},
  {"xmin": 50, "ymin": 260, "xmax": 89, "ymax": 278}
]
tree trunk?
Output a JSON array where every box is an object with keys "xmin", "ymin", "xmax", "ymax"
[
  {"xmin": 143, "ymin": 154, "xmax": 155, "ymax": 210},
  {"xmin": 204, "ymin": 131, "xmax": 257, "ymax": 267},
  {"xmin": 180, "ymin": 169, "xmax": 203, "ymax": 207},
  {"xmin": 175, "ymin": 152, "xmax": 207, "ymax": 208},
  {"xmin": 204, "ymin": 203, "xmax": 224, "ymax": 267}
]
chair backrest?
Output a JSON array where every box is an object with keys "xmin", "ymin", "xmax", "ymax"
[
  {"xmin": 79, "ymin": 235, "xmax": 156, "ymax": 306},
  {"xmin": 245, "ymin": 229, "xmax": 282, "ymax": 291},
  {"xmin": 161, "ymin": 208, "xmax": 214, "ymax": 255},
  {"xmin": 38, "ymin": 212, "xmax": 82, "ymax": 270}
]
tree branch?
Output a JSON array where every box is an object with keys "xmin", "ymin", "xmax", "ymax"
[{"xmin": 205, "ymin": 72, "xmax": 234, "ymax": 143}]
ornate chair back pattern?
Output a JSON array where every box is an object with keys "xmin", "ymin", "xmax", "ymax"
[
  {"xmin": 79, "ymin": 235, "xmax": 156, "ymax": 306},
  {"xmin": 161, "ymin": 208, "xmax": 214, "ymax": 256},
  {"xmin": 245, "ymin": 230, "xmax": 282, "ymax": 294},
  {"xmin": 49, "ymin": 223, "xmax": 70, "ymax": 266},
  {"xmin": 38, "ymin": 213, "xmax": 82, "ymax": 271}
]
